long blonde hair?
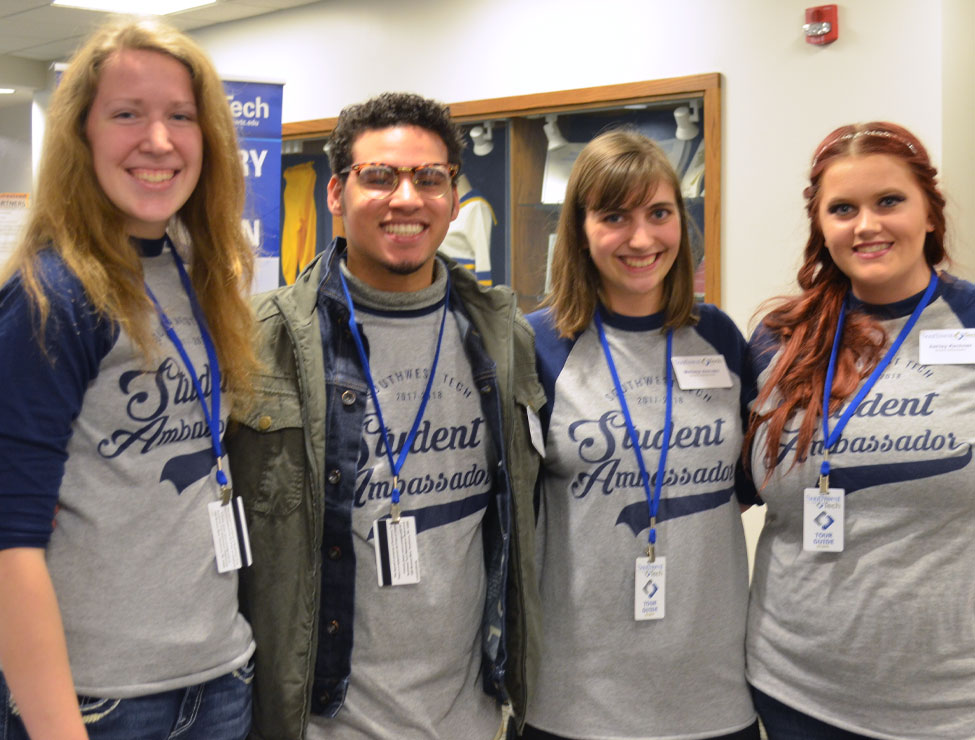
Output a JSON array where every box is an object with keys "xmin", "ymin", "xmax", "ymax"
[
  {"xmin": 1, "ymin": 18, "xmax": 257, "ymax": 397},
  {"xmin": 543, "ymin": 128, "xmax": 697, "ymax": 337}
]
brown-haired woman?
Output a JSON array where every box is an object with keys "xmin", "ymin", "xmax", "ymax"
[
  {"xmin": 745, "ymin": 123, "xmax": 975, "ymax": 739},
  {"xmin": 522, "ymin": 129, "xmax": 759, "ymax": 739},
  {"xmin": 0, "ymin": 18, "xmax": 257, "ymax": 740}
]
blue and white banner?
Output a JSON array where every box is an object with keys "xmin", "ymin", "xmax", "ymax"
[{"xmin": 223, "ymin": 79, "xmax": 283, "ymax": 292}]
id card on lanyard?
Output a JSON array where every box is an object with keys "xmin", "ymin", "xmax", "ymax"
[
  {"xmin": 806, "ymin": 272, "xmax": 938, "ymax": 552},
  {"xmin": 594, "ymin": 310, "xmax": 673, "ymax": 620},
  {"xmin": 339, "ymin": 270, "xmax": 451, "ymax": 587},
  {"xmin": 146, "ymin": 241, "xmax": 251, "ymax": 573}
]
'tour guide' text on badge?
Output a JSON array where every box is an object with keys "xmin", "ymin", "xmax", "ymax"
[
  {"xmin": 803, "ymin": 488, "xmax": 845, "ymax": 552},
  {"xmin": 634, "ymin": 556, "xmax": 666, "ymax": 620}
]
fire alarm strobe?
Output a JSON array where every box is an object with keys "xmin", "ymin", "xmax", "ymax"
[{"xmin": 804, "ymin": 4, "xmax": 838, "ymax": 45}]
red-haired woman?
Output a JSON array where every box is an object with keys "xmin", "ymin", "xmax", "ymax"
[{"xmin": 745, "ymin": 123, "xmax": 975, "ymax": 739}]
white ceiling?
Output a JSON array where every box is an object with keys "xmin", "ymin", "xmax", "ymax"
[
  {"xmin": 0, "ymin": 0, "xmax": 320, "ymax": 107},
  {"xmin": 0, "ymin": 0, "xmax": 320, "ymax": 60}
]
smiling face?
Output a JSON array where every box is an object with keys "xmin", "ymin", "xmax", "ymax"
[
  {"xmin": 818, "ymin": 153, "xmax": 934, "ymax": 304},
  {"xmin": 584, "ymin": 181, "xmax": 681, "ymax": 316},
  {"xmin": 85, "ymin": 48, "xmax": 202, "ymax": 239},
  {"xmin": 327, "ymin": 125, "xmax": 459, "ymax": 292}
]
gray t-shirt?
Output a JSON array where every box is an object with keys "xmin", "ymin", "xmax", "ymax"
[
  {"xmin": 46, "ymin": 248, "xmax": 254, "ymax": 696},
  {"xmin": 526, "ymin": 306, "xmax": 756, "ymax": 739},
  {"xmin": 748, "ymin": 275, "xmax": 975, "ymax": 739},
  {"xmin": 308, "ymin": 261, "xmax": 500, "ymax": 739}
]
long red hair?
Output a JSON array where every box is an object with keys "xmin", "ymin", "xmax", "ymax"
[{"xmin": 745, "ymin": 122, "xmax": 947, "ymax": 478}]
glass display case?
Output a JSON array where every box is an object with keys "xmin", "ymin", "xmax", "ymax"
[{"xmin": 281, "ymin": 74, "xmax": 721, "ymax": 309}]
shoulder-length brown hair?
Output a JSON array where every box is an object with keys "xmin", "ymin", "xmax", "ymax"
[
  {"xmin": 1, "ymin": 17, "xmax": 257, "ymax": 397},
  {"xmin": 745, "ymin": 122, "xmax": 947, "ymax": 478},
  {"xmin": 542, "ymin": 128, "xmax": 697, "ymax": 338}
]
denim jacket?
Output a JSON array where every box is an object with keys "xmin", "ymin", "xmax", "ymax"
[{"xmin": 228, "ymin": 239, "xmax": 544, "ymax": 740}]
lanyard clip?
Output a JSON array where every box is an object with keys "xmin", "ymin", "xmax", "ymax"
[
  {"xmin": 391, "ymin": 476, "xmax": 402, "ymax": 523},
  {"xmin": 646, "ymin": 517, "xmax": 657, "ymax": 562},
  {"xmin": 819, "ymin": 450, "xmax": 830, "ymax": 494},
  {"xmin": 216, "ymin": 459, "xmax": 231, "ymax": 505}
]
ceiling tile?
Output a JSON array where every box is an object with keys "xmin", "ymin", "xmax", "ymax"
[
  {"xmin": 0, "ymin": 0, "xmax": 324, "ymax": 77},
  {"xmin": 0, "ymin": 1, "xmax": 54, "ymax": 17}
]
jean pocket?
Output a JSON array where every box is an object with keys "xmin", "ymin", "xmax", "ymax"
[
  {"xmin": 76, "ymin": 696, "xmax": 122, "ymax": 724},
  {"xmin": 231, "ymin": 657, "xmax": 256, "ymax": 685}
]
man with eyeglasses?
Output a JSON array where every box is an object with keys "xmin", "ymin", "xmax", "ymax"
[{"xmin": 228, "ymin": 92, "xmax": 544, "ymax": 740}]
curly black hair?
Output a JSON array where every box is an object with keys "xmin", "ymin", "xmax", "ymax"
[{"xmin": 327, "ymin": 92, "xmax": 465, "ymax": 178}]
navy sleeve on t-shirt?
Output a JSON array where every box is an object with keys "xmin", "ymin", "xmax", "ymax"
[{"xmin": 0, "ymin": 253, "xmax": 116, "ymax": 549}]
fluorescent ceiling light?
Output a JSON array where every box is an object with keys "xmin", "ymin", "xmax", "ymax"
[
  {"xmin": 0, "ymin": 89, "xmax": 15, "ymax": 94},
  {"xmin": 52, "ymin": 0, "xmax": 216, "ymax": 14}
]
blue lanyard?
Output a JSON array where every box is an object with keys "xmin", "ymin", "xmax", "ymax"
[
  {"xmin": 594, "ymin": 309, "xmax": 673, "ymax": 560},
  {"xmin": 339, "ymin": 270, "xmax": 450, "ymax": 521},
  {"xmin": 144, "ymin": 241, "xmax": 229, "ymax": 501},
  {"xmin": 819, "ymin": 271, "xmax": 938, "ymax": 490}
]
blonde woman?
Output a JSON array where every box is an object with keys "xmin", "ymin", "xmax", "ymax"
[{"xmin": 0, "ymin": 19, "xmax": 257, "ymax": 739}]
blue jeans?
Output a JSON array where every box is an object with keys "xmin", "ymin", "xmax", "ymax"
[
  {"xmin": 751, "ymin": 685, "xmax": 874, "ymax": 740},
  {"xmin": 0, "ymin": 660, "xmax": 252, "ymax": 740}
]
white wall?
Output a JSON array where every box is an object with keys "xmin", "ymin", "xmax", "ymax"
[
  {"xmin": 193, "ymin": 0, "xmax": 971, "ymax": 330},
  {"xmin": 193, "ymin": 0, "xmax": 973, "ymax": 556},
  {"xmin": 942, "ymin": 0, "xmax": 975, "ymax": 275}
]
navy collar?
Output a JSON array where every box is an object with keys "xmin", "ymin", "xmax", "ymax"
[
  {"xmin": 132, "ymin": 235, "xmax": 168, "ymax": 258},
  {"xmin": 596, "ymin": 303, "xmax": 666, "ymax": 332},
  {"xmin": 846, "ymin": 278, "xmax": 941, "ymax": 320}
]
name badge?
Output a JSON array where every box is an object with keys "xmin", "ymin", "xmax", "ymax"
[
  {"xmin": 373, "ymin": 517, "xmax": 421, "ymax": 587},
  {"xmin": 671, "ymin": 355, "xmax": 733, "ymax": 390},
  {"xmin": 634, "ymin": 556, "xmax": 666, "ymax": 620},
  {"xmin": 919, "ymin": 329, "xmax": 975, "ymax": 364},
  {"xmin": 803, "ymin": 488, "xmax": 845, "ymax": 552},
  {"xmin": 208, "ymin": 496, "xmax": 252, "ymax": 573}
]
